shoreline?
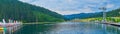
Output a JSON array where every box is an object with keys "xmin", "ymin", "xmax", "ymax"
[{"xmin": 101, "ymin": 23, "xmax": 120, "ymax": 27}]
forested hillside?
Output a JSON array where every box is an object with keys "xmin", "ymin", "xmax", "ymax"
[
  {"xmin": 0, "ymin": 0, "xmax": 64, "ymax": 23},
  {"xmin": 64, "ymin": 8, "xmax": 120, "ymax": 20}
]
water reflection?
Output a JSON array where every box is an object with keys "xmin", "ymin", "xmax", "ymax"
[{"xmin": 13, "ymin": 22, "xmax": 120, "ymax": 34}]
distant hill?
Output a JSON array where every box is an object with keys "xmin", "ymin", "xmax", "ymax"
[
  {"xmin": 64, "ymin": 13, "xmax": 102, "ymax": 20},
  {"xmin": 64, "ymin": 8, "xmax": 120, "ymax": 20},
  {"xmin": 0, "ymin": 0, "xmax": 64, "ymax": 23}
]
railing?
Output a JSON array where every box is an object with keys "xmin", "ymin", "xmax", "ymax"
[{"xmin": 0, "ymin": 23, "xmax": 22, "ymax": 34}]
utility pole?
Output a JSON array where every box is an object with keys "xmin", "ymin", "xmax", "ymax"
[{"xmin": 99, "ymin": 7, "xmax": 107, "ymax": 23}]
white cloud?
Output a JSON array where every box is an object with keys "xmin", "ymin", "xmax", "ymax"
[
  {"xmin": 54, "ymin": 7, "xmax": 94, "ymax": 15},
  {"xmin": 19, "ymin": 0, "xmax": 31, "ymax": 2},
  {"xmin": 79, "ymin": 7, "xmax": 94, "ymax": 13},
  {"xmin": 56, "ymin": 11, "xmax": 81, "ymax": 15},
  {"xmin": 19, "ymin": 0, "xmax": 119, "ymax": 15},
  {"xmin": 106, "ymin": 4, "xmax": 114, "ymax": 8}
]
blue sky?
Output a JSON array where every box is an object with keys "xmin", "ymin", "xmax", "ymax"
[{"xmin": 19, "ymin": 0, "xmax": 120, "ymax": 15}]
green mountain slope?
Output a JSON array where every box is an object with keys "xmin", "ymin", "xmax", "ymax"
[
  {"xmin": 65, "ymin": 8, "xmax": 120, "ymax": 20},
  {"xmin": 0, "ymin": 0, "xmax": 64, "ymax": 23},
  {"xmin": 67, "ymin": 8, "xmax": 120, "ymax": 22},
  {"xmin": 107, "ymin": 8, "xmax": 120, "ymax": 17},
  {"xmin": 91, "ymin": 8, "xmax": 120, "ymax": 17}
]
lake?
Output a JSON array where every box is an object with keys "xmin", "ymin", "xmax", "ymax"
[{"xmin": 13, "ymin": 22, "xmax": 120, "ymax": 34}]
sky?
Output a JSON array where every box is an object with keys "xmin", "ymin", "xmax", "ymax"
[{"xmin": 19, "ymin": 0, "xmax": 120, "ymax": 15}]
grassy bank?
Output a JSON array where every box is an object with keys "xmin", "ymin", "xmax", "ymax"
[{"xmin": 71, "ymin": 17, "xmax": 120, "ymax": 23}]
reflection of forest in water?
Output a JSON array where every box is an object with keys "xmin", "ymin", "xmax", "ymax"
[{"xmin": 13, "ymin": 22, "xmax": 120, "ymax": 34}]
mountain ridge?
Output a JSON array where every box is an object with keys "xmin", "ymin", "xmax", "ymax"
[
  {"xmin": 64, "ymin": 8, "xmax": 120, "ymax": 20},
  {"xmin": 0, "ymin": 0, "xmax": 64, "ymax": 23}
]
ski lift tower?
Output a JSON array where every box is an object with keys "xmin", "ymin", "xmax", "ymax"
[
  {"xmin": 99, "ymin": 7, "xmax": 107, "ymax": 23},
  {"xmin": 119, "ymin": 12, "xmax": 120, "ymax": 14}
]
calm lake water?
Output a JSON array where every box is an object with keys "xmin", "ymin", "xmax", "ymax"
[{"xmin": 13, "ymin": 22, "xmax": 120, "ymax": 34}]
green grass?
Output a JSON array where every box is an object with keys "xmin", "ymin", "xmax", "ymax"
[{"xmin": 72, "ymin": 17, "xmax": 120, "ymax": 23}]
